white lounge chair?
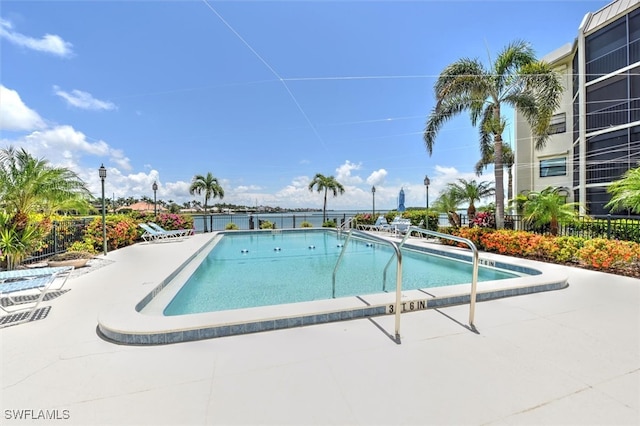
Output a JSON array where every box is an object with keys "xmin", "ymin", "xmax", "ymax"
[
  {"xmin": 373, "ymin": 216, "xmax": 392, "ymax": 232},
  {"xmin": 139, "ymin": 223, "xmax": 169, "ymax": 242},
  {"xmin": 148, "ymin": 222, "xmax": 193, "ymax": 238},
  {"xmin": 0, "ymin": 266, "xmax": 73, "ymax": 328}
]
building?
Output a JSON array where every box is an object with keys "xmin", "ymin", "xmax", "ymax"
[{"xmin": 515, "ymin": 0, "xmax": 640, "ymax": 215}]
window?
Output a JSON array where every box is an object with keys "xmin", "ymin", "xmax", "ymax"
[
  {"xmin": 549, "ymin": 113, "xmax": 566, "ymax": 134},
  {"xmin": 540, "ymin": 157, "xmax": 567, "ymax": 177}
]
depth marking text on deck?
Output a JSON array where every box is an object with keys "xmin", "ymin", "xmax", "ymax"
[{"xmin": 386, "ymin": 300, "xmax": 428, "ymax": 314}]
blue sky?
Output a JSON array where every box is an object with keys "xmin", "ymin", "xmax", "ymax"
[{"xmin": 0, "ymin": 0, "xmax": 609, "ymax": 211}]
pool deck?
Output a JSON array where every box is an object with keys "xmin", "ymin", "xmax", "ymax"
[{"xmin": 1, "ymin": 232, "xmax": 639, "ymax": 425}]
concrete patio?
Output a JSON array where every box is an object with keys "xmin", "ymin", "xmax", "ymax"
[{"xmin": 1, "ymin": 233, "xmax": 638, "ymax": 425}]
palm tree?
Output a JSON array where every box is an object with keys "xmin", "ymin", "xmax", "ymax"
[
  {"xmin": 189, "ymin": 172, "xmax": 224, "ymax": 232},
  {"xmin": 308, "ymin": 173, "xmax": 345, "ymax": 223},
  {"xmin": 0, "ymin": 147, "xmax": 91, "ymax": 226},
  {"xmin": 475, "ymin": 142, "xmax": 515, "ymax": 211},
  {"xmin": 446, "ymin": 179, "xmax": 495, "ymax": 220},
  {"xmin": 605, "ymin": 166, "xmax": 640, "ymax": 214},
  {"xmin": 523, "ymin": 186, "xmax": 580, "ymax": 236},
  {"xmin": 424, "ymin": 40, "xmax": 563, "ymax": 229},
  {"xmin": 432, "ymin": 189, "xmax": 462, "ymax": 227},
  {"xmin": 0, "ymin": 147, "xmax": 91, "ymax": 269}
]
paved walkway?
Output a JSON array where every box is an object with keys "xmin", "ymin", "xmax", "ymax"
[{"xmin": 1, "ymin": 233, "xmax": 638, "ymax": 425}]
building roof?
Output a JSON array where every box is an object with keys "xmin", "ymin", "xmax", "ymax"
[
  {"xmin": 583, "ymin": 0, "xmax": 640, "ymax": 34},
  {"xmin": 116, "ymin": 201, "xmax": 167, "ymax": 212}
]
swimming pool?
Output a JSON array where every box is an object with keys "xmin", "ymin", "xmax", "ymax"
[
  {"xmin": 164, "ymin": 229, "xmax": 519, "ymax": 315},
  {"xmin": 97, "ymin": 230, "xmax": 569, "ymax": 345}
]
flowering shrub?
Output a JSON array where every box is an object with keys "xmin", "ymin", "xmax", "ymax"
[
  {"xmin": 480, "ymin": 230, "xmax": 547, "ymax": 258},
  {"xmin": 442, "ymin": 226, "xmax": 640, "ymax": 276},
  {"xmin": 470, "ymin": 212, "xmax": 495, "ymax": 229},
  {"xmin": 134, "ymin": 212, "xmax": 194, "ymax": 231},
  {"xmin": 444, "ymin": 226, "xmax": 490, "ymax": 249},
  {"xmin": 85, "ymin": 215, "xmax": 139, "ymax": 251},
  {"xmin": 577, "ymin": 238, "xmax": 640, "ymax": 269},
  {"xmin": 539, "ymin": 236, "xmax": 585, "ymax": 263},
  {"xmin": 354, "ymin": 213, "xmax": 374, "ymax": 225}
]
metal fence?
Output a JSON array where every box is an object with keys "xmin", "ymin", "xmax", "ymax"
[
  {"xmin": 504, "ymin": 214, "xmax": 640, "ymax": 243},
  {"xmin": 24, "ymin": 218, "xmax": 93, "ymax": 263}
]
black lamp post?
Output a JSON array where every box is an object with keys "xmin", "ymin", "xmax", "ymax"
[
  {"xmin": 371, "ymin": 186, "xmax": 376, "ymax": 217},
  {"xmin": 152, "ymin": 181, "xmax": 158, "ymax": 217},
  {"xmin": 424, "ymin": 175, "xmax": 430, "ymax": 210},
  {"xmin": 99, "ymin": 164, "xmax": 107, "ymax": 256}
]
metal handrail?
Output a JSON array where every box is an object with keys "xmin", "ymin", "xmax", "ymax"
[
  {"xmin": 397, "ymin": 226, "xmax": 480, "ymax": 327},
  {"xmin": 332, "ymin": 229, "xmax": 404, "ymax": 340}
]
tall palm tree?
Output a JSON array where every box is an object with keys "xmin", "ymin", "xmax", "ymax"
[
  {"xmin": 308, "ymin": 173, "xmax": 345, "ymax": 223},
  {"xmin": 189, "ymin": 172, "xmax": 224, "ymax": 232},
  {"xmin": 424, "ymin": 40, "xmax": 563, "ymax": 229},
  {"xmin": 446, "ymin": 179, "xmax": 495, "ymax": 220},
  {"xmin": 432, "ymin": 189, "xmax": 462, "ymax": 227},
  {"xmin": 475, "ymin": 143, "xmax": 515, "ymax": 211},
  {"xmin": 523, "ymin": 186, "xmax": 580, "ymax": 236},
  {"xmin": 605, "ymin": 166, "xmax": 640, "ymax": 214}
]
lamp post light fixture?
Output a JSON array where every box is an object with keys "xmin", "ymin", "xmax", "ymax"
[
  {"xmin": 423, "ymin": 175, "xmax": 430, "ymax": 210},
  {"xmin": 152, "ymin": 181, "xmax": 158, "ymax": 217},
  {"xmin": 371, "ymin": 185, "xmax": 376, "ymax": 218},
  {"xmin": 99, "ymin": 164, "xmax": 107, "ymax": 256}
]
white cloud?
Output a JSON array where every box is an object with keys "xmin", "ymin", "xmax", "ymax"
[
  {"xmin": 366, "ymin": 169, "xmax": 387, "ymax": 186},
  {"xmin": 0, "ymin": 18, "xmax": 73, "ymax": 58},
  {"xmin": 53, "ymin": 86, "xmax": 117, "ymax": 111},
  {"xmin": 0, "ymin": 85, "xmax": 46, "ymax": 131},
  {"xmin": 335, "ymin": 160, "xmax": 362, "ymax": 185},
  {"xmin": 5, "ymin": 124, "xmax": 132, "ymax": 171}
]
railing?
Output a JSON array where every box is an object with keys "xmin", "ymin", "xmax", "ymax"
[
  {"xmin": 332, "ymin": 229, "xmax": 404, "ymax": 341},
  {"xmin": 504, "ymin": 214, "xmax": 640, "ymax": 243},
  {"xmin": 24, "ymin": 218, "xmax": 92, "ymax": 263},
  {"xmin": 397, "ymin": 226, "xmax": 480, "ymax": 328}
]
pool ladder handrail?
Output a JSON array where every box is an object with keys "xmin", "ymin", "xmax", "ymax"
[
  {"xmin": 333, "ymin": 229, "xmax": 404, "ymax": 341},
  {"xmin": 389, "ymin": 226, "xmax": 480, "ymax": 327}
]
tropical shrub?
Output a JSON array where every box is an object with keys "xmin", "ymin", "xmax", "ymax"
[
  {"xmin": 300, "ymin": 221, "xmax": 313, "ymax": 228},
  {"xmin": 260, "ymin": 220, "xmax": 274, "ymax": 230},
  {"xmin": 0, "ymin": 212, "xmax": 49, "ymax": 269},
  {"xmin": 67, "ymin": 240, "xmax": 98, "ymax": 254},
  {"xmin": 470, "ymin": 211, "xmax": 495, "ymax": 229},
  {"xmin": 539, "ymin": 236, "xmax": 585, "ymax": 263},
  {"xmin": 84, "ymin": 215, "xmax": 139, "ymax": 251},
  {"xmin": 322, "ymin": 220, "xmax": 336, "ymax": 228},
  {"xmin": 132, "ymin": 212, "xmax": 194, "ymax": 231},
  {"xmin": 576, "ymin": 238, "xmax": 640, "ymax": 269},
  {"xmin": 354, "ymin": 213, "xmax": 375, "ymax": 225},
  {"xmin": 225, "ymin": 223, "xmax": 239, "ymax": 230}
]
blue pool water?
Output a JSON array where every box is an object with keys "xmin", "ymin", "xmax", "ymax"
[{"xmin": 163, "ymin": 230, "xmax": 519, "ymax": 315}]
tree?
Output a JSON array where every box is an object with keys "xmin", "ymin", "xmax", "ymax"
[
  {"xmin": 0, "ymin": 147, "xmax": 91, "ymax": 269},
  {"xmin": 308, "ymin": 173, "xmax": 345, "ymax": 223},
  {"xmin": 424, "ymin": 40, "xmax": 563, "ymax": 229},
  {"xmin": 432, "ymin": 189, "xmax": 462, "ymax": 227},
  {"xmin": 605, "ymin": 166, "xmax": 640, "ymax": 214},
  {"xmin": 475, "ymin": 142, "xmax": 515, "ymax": 211},
  {"xmin": 446, "ymin": 179, "xmax": 495, "ymax": 220},
  {"xmin": 523, "ymin": 186, "xmax": 580, "ymax": 236},
  {"xmin": 189, "ymin": 172, "xmax": 224, "ymax": 232},
  {"xmin": 0, "ymin": 147, "xmax": 91, "ymax": 221}
]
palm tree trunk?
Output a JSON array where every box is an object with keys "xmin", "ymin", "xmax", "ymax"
[
  {"xmin": 323, "ymin": 189, "xmax": 327, "ymax": 223},
  {"xmin": 203, "ymin": 198, "xmax": 209, "ymax": 233},
  {"xmin": 493, "ymin": 111, "xmax": 505, "ymax": 229},
  {"xmin": 507, "ymin": 167, "xmax": 513, "ymax": 213}
]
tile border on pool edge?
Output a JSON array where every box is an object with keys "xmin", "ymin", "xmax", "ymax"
[{"xmin": 97, "ymin": 232, "xmax": 569, "ymax": 345}]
